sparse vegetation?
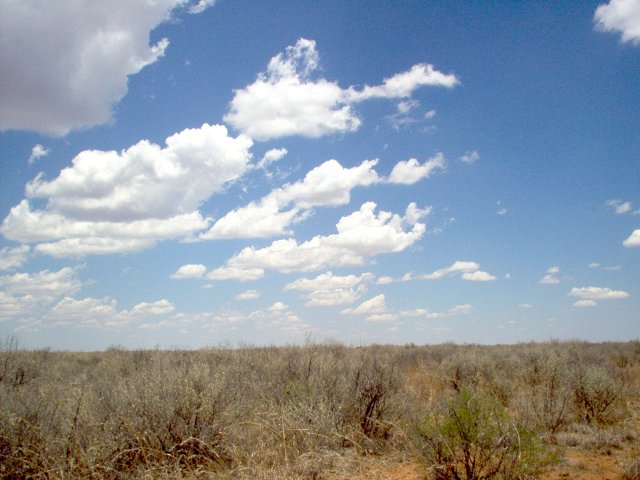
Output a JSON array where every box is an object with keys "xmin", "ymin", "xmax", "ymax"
[{"xmin": 0, "ymin": 338, "xmax": 638, "ymax": 479}]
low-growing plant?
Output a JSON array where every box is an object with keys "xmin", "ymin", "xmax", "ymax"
[
  {"xmin": 572, "ymin": 363, "xmax": 623, "ymax": 425},
  {"xmin": 413, "ymin": 387, "xmax": 555, "ymax": 480}
]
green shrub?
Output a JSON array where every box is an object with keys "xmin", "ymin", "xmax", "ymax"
[{"xmin": 413, "ymin": 388, "xmax": 555, "ymax": 480}]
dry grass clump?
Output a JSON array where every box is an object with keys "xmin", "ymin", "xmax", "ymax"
[{"xmin": 1, "ymin": 337, "xmax": 638, "ymax": 479}]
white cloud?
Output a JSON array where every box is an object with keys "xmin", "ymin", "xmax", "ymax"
[
  {"xmin": 0, "ymin": 245, "xmax": 30, "ymax": 271},
  {"xmin": 0, "ymin": 291, "xmax": 40, "ymax": 323},
  {"xmin": 1, "ymin": 124, "xmax": 251, "ymax": 256},
  {"xmin": 211, "ymin": 202, "xmax": 426, "ymax": 276},
  {"xmin": 568, "ymin": 286, "xmax": 630, "ymax": 307},
  {"xmin": 202, "ymin": 158, "xmax": 382, "ymax": 239},
  {"xmin": 258, "ymin": 148, "xmax": 288, "ymax": 169},
  {"xmin": 47, "ymin": 297, "xmax": 120, "ymax": 326},
  {"xmin": 594, "ymin": 0, "xmax": 640, "ymax": 45},
  {"xmin": 387, "ymin": 153, "xmax": 446, "ymax": 185},
  {"xmin": 0, "ymin": 1, "xmax": 214, "ymax": 136},
  {"xmin": 461, "ymin": 271, "xmax": 497, "ymax": 282},
  {"xmin": 518, "ymin": 303, "xmax": 533, "ymax": 308},
  {"xmin": 206, "ymin": 266, "xmax": 265, "ymax": 282},
  {"xmin": 171, "ymin": 264, "xmax": 207, "ymax": 280},
  {"xmin": 129, "ymin": 299, "xmax": 175, "ymax": 316},
  {"xmin": 623, "ymin": 228, "xmax": 640, "ymax": 247},
  {"xmin": 606, "ymin": 199, "xmax": 634, "ymax": 214},
  {"xmin": 0, "ymin": 267, "xmax": 85, "ymax": 323},
  {"xmin": 347, "ymin": 63, "xmax": 460, "ymax": 101},
  {"xmin": 539, "ymin": 266, "xmax": 560, "ymax": 284},
  {"xmin": 342, "ymin": 294, "xmax": 387, "ymax": 315},
  {"xmin": 0, "ymin": 267, "xmax": 83, "ymax": 300},
  {"xmin": 28, "ymin": 145, "xmax": 50, "ymax": 164},
  {"xmin": 378, "ymin": 260, "xmax": 495, "ymax": 283},
  {"xmin": 421, "ymin": 261, "xmax": 482, "ymax": 280},
  {"xmin": 425, "ymin": 304, "xmax": 472, "ymax": 319},
  {"xmin": 188, "ymin": 0, "xmax": 217, "ymax": 14},
  {"xmin": 460, "ymin": 150, "xmax": 479, "ymax": 164},
  {"xmin": 284, "ymin": 271, "xmax": 373, "ymax": 306},
  {"xmin": 26, "ymin": 124, "xmax": 251, "ymax": 220},
  {"xmin": 236, "ymin": 289, "xmax": 260, "ymax": 300},
  {"xmin": 573, "ymin": 299, "xmax": 598, "ymax": 308},
  {"xmin": 247, "ymin": 302, "xmax": 310, "ymax": 336},
  {"xmin": 224, "ymin": 38, "xmax": 458, "ymax": 141}
]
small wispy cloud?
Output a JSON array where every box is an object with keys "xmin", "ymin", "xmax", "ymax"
[
  {"xmin": 605, "ymin": 198, "xmax": 634, "ymax": 214},
  {"xmin": 460, "ymin": 150, "xmax": 479, "ymax": 164},
  {"xmin": 28, "ymin": 144, "xmax": 50, "ymax": 164},
  {"xmin": 539, "ymin": 266, "xmax": 560, "ymax": 285}
]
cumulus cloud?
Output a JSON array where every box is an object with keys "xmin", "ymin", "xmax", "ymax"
[
  {"xmin": 539, "ymin": 266, "xmax": 561, "ymax": 285},
  {"xmin": 258, "ymin": 148, "xmax": 288, "ymax": 170},
  {"xmin": 0, "ymin": 1, "xmax": 215, "ymax": 136},
  {"xmin": 247, "ymin": 302, "xmax": 310, "ymax": 336},
  {"xmin": 0, "ymin": 267, "xmax": 83, "ymax": 300},
  {"xmin": 573, "ymin": 299, "xmax": 598, "ymax": 308},
  {"xmin": 375, "ymin": 261, "xmax": 495, "ymax": 283},
  {"xmin": 1, "ymin": 124, "xmax": 252, "ymax": 256},
  {"xmin": 210, "ymin": 202, "xmax": 427, "ymax": 277},
  {"xmin": 284, "ymin": 271, "xmax": 373, "ymax": 306},
  {"xmin": 236, "ymin": 289, "xmax": 260, "ymax": 300},
  {"xmin": 461, "ymin": 271, "xmax": 498, "ymax": 282},
  {"xmin": 47, "ymin": 297, "xmax": 120, "ymax": 326},
  {"xmin": 28, "ymin": 145, "xmax": 50, "ymax": 164},
  {"xmin": 594, "ymin": 0, "xmax": 640, "ymax": 45},
  {"xmin": 224, "ymin": 38, "xmax": 458, "ymax": 140},
  {"xmin": 206, "ymin": 266, "xmax": 265, "ymax": 282},
  {"xmin": 341, "ymin": 294, "xmax": 397, "ymax": 322},
  {"xmin": 387, "ymin": 153, "xmax": 446, "ymax": 185},
  {"xmin": 569, "ymin": 286, "xmax": 630, "ymax": 307},
  {"xmin": 0, "ymin": 245, "xmax": 30, "ymax": 271},
  {"xmin": 0, "ymin": 266, "xmax": 84, "ymax": 323},
  {"xmin": 202, "ymin": 158, "xmax": 382, "ymax": 239},
  {"xmin": 623, "ymin": 228, "xmax": 640, "ymax": 247},
  {"xmin": 171, "ymin": 264, "xmax": 207, "ymax": 280},
  {"xmin": 421, "ymin": 261, "xmax": 495, "ymax": 282}
]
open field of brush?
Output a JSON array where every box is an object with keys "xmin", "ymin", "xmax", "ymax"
[{"xmin": 1, "ymin": 339, "xmax": 639, "ymax": 479}]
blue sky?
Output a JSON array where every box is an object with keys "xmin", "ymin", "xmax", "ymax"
[{"xmin": 1, "ymin": 0, "xmax": 638, "ymax": 350}]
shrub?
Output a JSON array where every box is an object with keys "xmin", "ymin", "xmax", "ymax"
[
  {"xmin": 572, "ymin": 364, "xmax": 622, "ymax": 425},
  {"xmin": 518, "ymin": 347, "xmax": 572, "ymax": 434},
  {"xmin": 413, "ymin": 387, "xmax": 554, "ymax": 480}
]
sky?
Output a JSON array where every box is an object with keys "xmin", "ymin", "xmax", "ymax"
[{"xmin": 0, "ymin": 0, "xmax": 638, "ymax": 350}]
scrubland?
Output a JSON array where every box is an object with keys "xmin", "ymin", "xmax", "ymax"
[{"xmin": 1, "ymin": 338, "xmax": 639, "ymax": 479}]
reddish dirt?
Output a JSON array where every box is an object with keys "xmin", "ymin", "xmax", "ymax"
[{"xmin": 541, "ymin": 449, "xmax": 624, "ymax": 480}]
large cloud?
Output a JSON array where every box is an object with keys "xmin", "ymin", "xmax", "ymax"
[
  {"xmin": 284, "ymin": 271, "xmax": 374, "ymax": 306},
  {"xmin": 569, "ymin": 286, "xmax": 630, "ymax": 307},
  {"xmin": 595, "ymin": 0, "xmax": 640, "ymax": 45},
  {"xmin": 224, "ymin": 38, "xmax": 459, "ymax": 140},
  {"xmin": 1, "ymin": 124, "xmax": 252, "ymax": 256},
  {"xmin": 202, "ymin": 159, "xmax": 381, "ymax": 239},
  {"xmin": 0, "ymin": 1, "xmax": 216, "ymax": 136},
  {"xmin": 203, "ymin": 154, "xmax": 443, "ymax": 240},
  {"xmin": 209, "ymin": 202, "xmax": 428, "ymax": 279}
]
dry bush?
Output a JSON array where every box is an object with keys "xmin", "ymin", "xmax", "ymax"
[{"xmin": 1, "ymin": 339, "xmax": 638, "ymax": 479}]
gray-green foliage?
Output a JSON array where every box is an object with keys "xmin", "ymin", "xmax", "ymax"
[
  {"xmin": 1, "ymin": 339, "xmax": 637, "ymax": 479},
  {"xmin": 413, "ymin": 387, "xmax": 554, "ymax": 480}
]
